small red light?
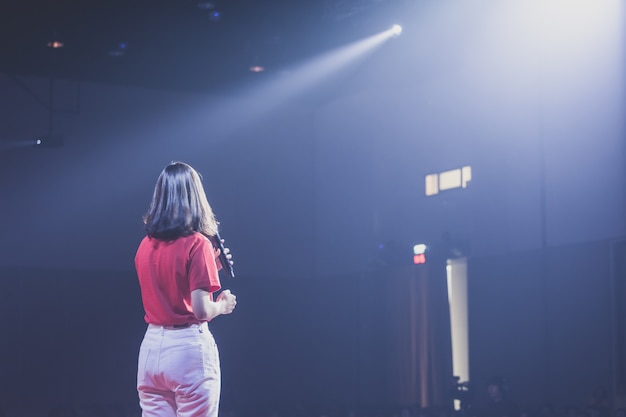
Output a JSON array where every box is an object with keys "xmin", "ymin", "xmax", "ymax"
[{"xmin": 413, "ymin": 254, "xmax": 426, "ymax": 264}]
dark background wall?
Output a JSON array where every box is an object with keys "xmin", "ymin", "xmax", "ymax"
[
  {"xmin": 0, "ymin": 240, "xmax": 618, "ymax": 412},
  {"xmin": 468, "ymin": 240, "xmax": 615, "ymax": 409},
  {"xmin": 0, "ymin": 266, "xmax": 380, "ymax": 411}
]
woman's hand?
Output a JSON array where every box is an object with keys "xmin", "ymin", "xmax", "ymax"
[
  {"xmin": 217, "ymin": 289, "xmax": 237, "ymax": 314},
  {"xmin": 221, "ymin": 239, "xmax": 234, "ymax": 267}
]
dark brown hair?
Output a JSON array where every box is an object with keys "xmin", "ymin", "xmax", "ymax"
[{"xmin": 144, "ymin": 162, "xmax": 218, "ymax": 239}]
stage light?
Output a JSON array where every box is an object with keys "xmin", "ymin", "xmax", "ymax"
[
  {"xmin": 33, "ymin": 135, "xmax": 64, "ymax": 148},
  {"xmin": 391, "ymin": 24, "xmax": 402, "ymax": 36}
]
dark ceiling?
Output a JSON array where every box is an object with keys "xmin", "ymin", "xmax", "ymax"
[{"xmin": 0, "ymin": 0, "xmax": 410, "ymax": 94}]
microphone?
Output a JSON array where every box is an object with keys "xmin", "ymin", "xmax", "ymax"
[{"xmin": 211, "ymin": 231, "xmax": 235, "ymax": 278}]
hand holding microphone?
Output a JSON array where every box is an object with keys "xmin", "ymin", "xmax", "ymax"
[{"xmin": 212, "ymin": 231, "xmax": 235, "ymax": 278}]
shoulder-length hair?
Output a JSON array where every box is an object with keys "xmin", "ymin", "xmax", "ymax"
[{"xmin": 144, "ymin": 162, "xmax": 218, "ymax": 240}]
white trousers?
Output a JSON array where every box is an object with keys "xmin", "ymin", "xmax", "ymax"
[{"xmin": 137, "ymin": 323, "xmax": 221, "ymax": 417}]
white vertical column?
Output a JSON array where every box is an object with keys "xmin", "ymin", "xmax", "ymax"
[{"xmin": 447, "ymin": 258, "xmax": 469, "ymax": 409}]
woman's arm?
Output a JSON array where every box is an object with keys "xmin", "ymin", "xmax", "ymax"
[{"xmin": 191, "ymin": 288, "xmax": 237, "ymax": 321}]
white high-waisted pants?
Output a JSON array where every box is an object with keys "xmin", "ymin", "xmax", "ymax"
[{"xmin": 137, "ymin": 323, "xmax": 220, "ymax": 417}]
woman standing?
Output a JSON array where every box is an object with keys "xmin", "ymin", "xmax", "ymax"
[{"xmin": 135, "ymin": 161, "xmax": 237, "ymax": 417}]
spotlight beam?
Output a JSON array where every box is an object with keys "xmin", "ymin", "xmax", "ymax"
[
  {"xmin": 187, "ymin": 26, "xmax": 402, "ymax": 142},
  {"xmin": 265, "ymin": 28, "xmax": 397, "ymax": 101}
]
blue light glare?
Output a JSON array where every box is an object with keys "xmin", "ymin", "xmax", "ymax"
[{"xmin": 209, "ymin": 11, "xmax": 222, "ymax": 21}]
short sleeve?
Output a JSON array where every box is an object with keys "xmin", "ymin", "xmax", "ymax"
[{"xmin": 188, "ymin": 236, "xmax": 222, "ymax": 294}]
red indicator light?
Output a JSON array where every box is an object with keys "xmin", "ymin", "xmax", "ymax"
[{"xmin": 413, "ymin": 254, "xmax": 426, "ymax": 264}]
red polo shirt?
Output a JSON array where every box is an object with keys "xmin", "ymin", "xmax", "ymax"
[{"xmin": 135, "ymin": 232, "xmax": 222, "ymax": 325}]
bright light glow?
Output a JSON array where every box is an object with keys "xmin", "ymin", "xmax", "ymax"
[
  {"xmin": 466, "ymin": 0, "xmax": 623, "ymax": 99},
  {"xmin": 47, "ymin": 41, "xmax": 64, "ymax": 49},
  {"xmin": 36, "ymin": 139, "xmax": 42, "ymax": 145},
  {"xmin": 537, "ymin": 0, "xmax": 620, "ymax": 46},
  {"xmin": 249, "ymin": 66, "xmax": 265, "ymax": 73},
  {"xmin": 413, "ymin": 244, "xmax": 427, "ymax": 255},
  {"xmin": 391, "ymin": 24, "xmax": 402, "ymax": 36}
]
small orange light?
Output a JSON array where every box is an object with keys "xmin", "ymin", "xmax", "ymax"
[{"xmin": 47, "ymin": 41, "xmax": 64, "ymax": 49}]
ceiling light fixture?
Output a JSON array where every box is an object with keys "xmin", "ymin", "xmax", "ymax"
[{"xmin": 47, "ymin": 41, "xmax": 64, "ymax": 49}]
